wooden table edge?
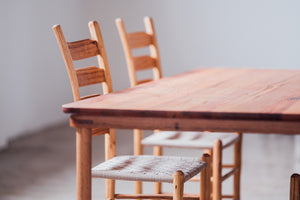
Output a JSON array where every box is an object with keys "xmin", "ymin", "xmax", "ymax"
[{"xmin": 68, "ymin": 114, "xmax": 300, "ymax": 135}]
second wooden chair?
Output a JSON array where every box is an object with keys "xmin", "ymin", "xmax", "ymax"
[{"xmin": 116, "ymin": 17, "xmax": 243, "ymax": 200}]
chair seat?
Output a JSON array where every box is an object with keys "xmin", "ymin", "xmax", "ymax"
[
  {"xmin": 92, "ymin": 155, "xmax": 207, "ymax": 183},
  {"xmin": 142, "ymin": 131, "xmax": 239, "ymax": 149}
]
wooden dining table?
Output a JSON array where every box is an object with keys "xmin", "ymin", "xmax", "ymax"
[{"xmin": 63, "ymin": 67, "xmax": 300, "ymax": 200}]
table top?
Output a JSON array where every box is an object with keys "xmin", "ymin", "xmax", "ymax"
[{"xmin": 63, "ymin": 68, "xmax": 300, "ymax": 122}]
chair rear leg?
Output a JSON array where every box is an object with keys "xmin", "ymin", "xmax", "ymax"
[
  {"xmin": 134, "ymin": 129, "xmax": 143, "ymax": 197},
  {"xmin": 212, "ymin": 140, "xmax": 222, "ymax": 200},
  {"xmin": 135, "ymin": 181, "xmax": 142, "ymax": 197},
  {"xmin": 233, "ymin": 133, "xmax": 242, "ymax": 200},
  {"xmin": 154, "ymin": 145, "xmax": 163, "ymax": 194},
  {"xmin": 105, "ymin": 130, "xmax": 116, "ymax": 200},
  {"xmin": 204, "ymin": 148, "xmax": 213, "ymax": 198}
]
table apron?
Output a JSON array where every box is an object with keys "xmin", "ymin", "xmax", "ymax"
[{"xmin": 69, "ymin": 115, "xmax": 300, "ymax": 135}]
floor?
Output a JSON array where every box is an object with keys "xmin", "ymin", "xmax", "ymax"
[{"xmin": 0, "ymin": 123, "xmax": 299, "ymax": 200}]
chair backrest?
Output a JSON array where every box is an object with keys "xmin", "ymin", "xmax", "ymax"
[
  {"xmin": 53, "ymin": 21, "xmax": 116, "ymax": 160},
  {"xmin": 115, "ymin": 17, "xmax": 162, "ymax": 87},
  {"xmin": 52, "ymin": 21, "xmax": 113, "ymax": 101}
]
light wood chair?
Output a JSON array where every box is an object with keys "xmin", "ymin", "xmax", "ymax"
[
  {"xmin": 290, "ymin": 173, "xmax": 300, "ymax": 200},
  {"xmin": 53, "ymin": 21, "xmax": 211, "ymax": 200},
  {"xmin": 116, "ymin": 17, "xmax": 243, "ymax": 200}
]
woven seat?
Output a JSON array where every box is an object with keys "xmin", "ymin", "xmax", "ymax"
[
  {"xmin": 92, "ymin": 155, "xmax": 206, "ymax": 183},
  {"xmin": 142, "ymin": 131, "xmax": 239, "ymax": 149},
  {"xmin": 116, "ymin": 17, "xmax": 243, "ymax": 200}
]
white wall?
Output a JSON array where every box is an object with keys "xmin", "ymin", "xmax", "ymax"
[
  {"xmin": 158, "ymin": 0, "xmax": 300, "ymax": 72},
  {"xmin": 1, "ymin": 0, "xmax": 300, "ymax": 149},
  {"xmin": 0, "ymin": 0, "xmax": 86, "ymax": 148}
]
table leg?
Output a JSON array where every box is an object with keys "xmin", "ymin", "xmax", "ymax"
[{"xmin": 76, "ymin": 128, "xmax": 92, "ymax": 200}]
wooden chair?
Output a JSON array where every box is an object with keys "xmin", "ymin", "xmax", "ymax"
[
  {"xmin": 53, "ymin": 21, "xmax": 211, "ymax": 200},
  {"xmin": 116, "ymin": 17, "xmax": 243, "ymax": 200},
  {"xmin": 290, "ymin": 174, "xmax": 300, "ymax": 200}
]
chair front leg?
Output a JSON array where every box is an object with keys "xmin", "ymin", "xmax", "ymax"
[
  {"xmin": 105, "ymin": 129, "xmax": 116, "ymax": 200},
  {"xmin": 134, "ymin": 129, "xmax": 143, "ymax": 196},
  {"xmin": 173, "ymin": 171, "xmax": 184, "ymax": 200},
  {"xmin": 106, "ymin": 179, "xmax": 115, "ymax": 200},
  {"xmin": 201, "ymin": 153, "xmax": 212, "ymax": 200},
  {"xmin": 153, "ymin": 130, "xmax": 163, "ymax": 194},
  {"xmin": 212, "ymin": 140, "xmax": 222, "ymax": 200}
]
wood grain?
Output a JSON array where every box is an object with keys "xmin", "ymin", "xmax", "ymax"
[
  {"xmin": 67, "ymin": 39, "xmax": 99, "ymax": 61},
  {"xmin": 63, "ymin": 68, "xmax": 300, "ymax": 123},
  {"xmin": 127, "ymin": 31, "xmax": 153, "ymax": 49},
  {"xmin": 76, "ymin": 66, "xmax": 105, "ymax": 87},
  {"xmin": 133, "ymin": 55, "xmax": 157, "ymax": 71}
]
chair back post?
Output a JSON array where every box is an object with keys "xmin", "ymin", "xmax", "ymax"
[
  {"xmin": 115, "ymin": 18, "xmax": 138, "ymax": 87},
  {"xmin": 88, "ymin": 21, "xmax": 113, "ymax": 94},
  {"xmin": 143, "ymin": 17, "xmax": 162, "ymax": 81},
  {"xmin": 52, "ymin": 24, "xmax": 81, "ymax": 101}
]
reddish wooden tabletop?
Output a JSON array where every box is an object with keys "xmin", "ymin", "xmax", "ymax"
[{"xmin": 63, "ymin": 68, "xmax": 300, "ymax": 134}]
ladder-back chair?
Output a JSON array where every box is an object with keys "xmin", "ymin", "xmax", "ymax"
[
  {"xmin": 53, "ymin": 21, "xmax": 211, "ymax": 200},
  {"xmin": 116, "ymin": 17, "xmax": 243, "ymax": 200}
]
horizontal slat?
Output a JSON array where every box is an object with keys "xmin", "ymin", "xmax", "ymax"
[
  {"xmin": 115, "ymin": 193, "xmax": 199, "ymax": 200},
  {"xmin": 136, "ymin": 79, "xmax": 153, "ymax": 85},
  {"xmin": 76, "ymin": 66, "xmax": 105, "ymax": 87},
  {"xmin": 68, "ymin": 39, "xmax": 99, "ymax": 61},
  {"xmin": 127, "ymin": 32, "xmax": 152, "ymax": 49},
  {"xmin": 133, "ymin": 55, "xmax": 156, "ymax": 71},
  {"xmin": 222, "ymin": 195, "xmax": 234, "ymax": 199},
  {"xmin": 189, "ymin": 176, "xmax": 200, "ymax": 182},
  {"xmin": 222, "ymin": 169, "xmax": 237, "ymax": 181},
  {"xmin": 222, "ymin": 164, "xmax": 235, "ymax": 168},
  {"xmin": 80, "ymin": 94, "xmax": 100, "ymax": 101},
  {"xmin": 92, "ymin": 128, "xmax": 109, "ymax": 136}
]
